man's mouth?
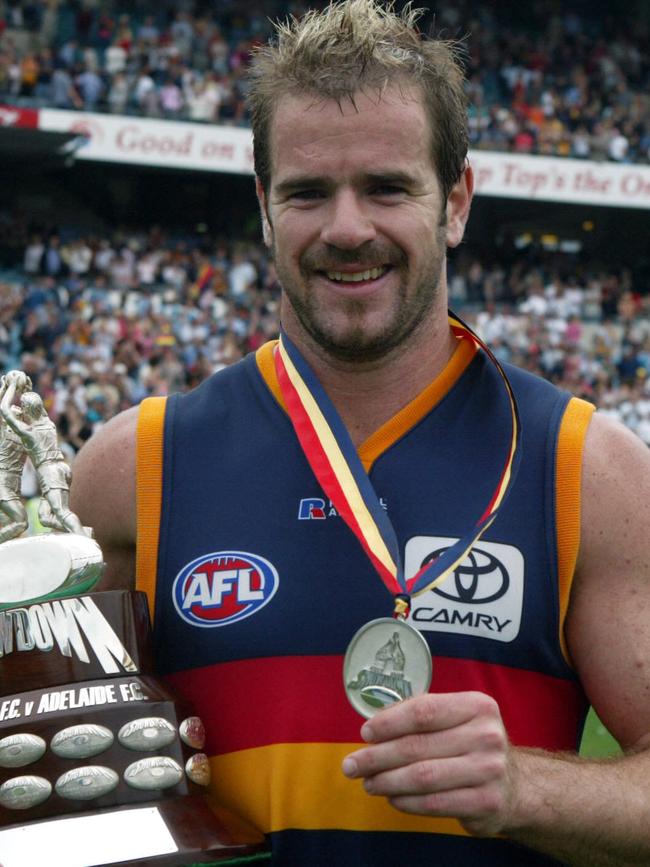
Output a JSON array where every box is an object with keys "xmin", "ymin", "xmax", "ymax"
[{"xmin": 323, "ymin": 266, "xmax": 390, "ymax": 283}]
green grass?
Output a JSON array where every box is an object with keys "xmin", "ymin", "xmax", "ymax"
[{"xmin": 579, "ymin": 707, "xmax": 622, "ymax": 757}]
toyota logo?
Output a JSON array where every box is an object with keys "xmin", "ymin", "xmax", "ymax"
[{"xmin": 420, "ymin": 547, "xmax": 510, "ymax": 604}]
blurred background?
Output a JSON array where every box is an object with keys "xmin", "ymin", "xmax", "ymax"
[{"xmin": 0, "ymin": 0, "xmax": 647, "ymax": 754}]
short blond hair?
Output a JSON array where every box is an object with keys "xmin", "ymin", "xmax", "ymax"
[{"xmin": 247, "ymin": 0, "xmax": 468, "ymax": 200}]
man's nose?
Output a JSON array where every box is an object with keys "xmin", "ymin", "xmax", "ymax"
[{"xmin": 319, "ymin": 189, "xmax": 377, "ymax": 249}]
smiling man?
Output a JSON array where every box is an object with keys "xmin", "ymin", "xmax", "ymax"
[
  {"xmin": 262, "ymin": 88, "xmax": 453, "ymax": 365},
  {"xmin": 71, "ymin": 2, "xmax": 650, "ymax": 866}
]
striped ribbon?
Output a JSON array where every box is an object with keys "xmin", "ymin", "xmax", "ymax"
[{"xmin": 274, "ymin": 311, "xmax": 521, "ymax": 611}]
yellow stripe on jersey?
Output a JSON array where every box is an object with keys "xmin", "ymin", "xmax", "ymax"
[
  {"xmin": 256, "ymin": 341, "xmax": 283, "ymax": 408},
  {"xmin": 556, "ymin": 396, "xmax": 595, "ymax": 665},
  {"xmin": 210, "ymin": 742, "xmax": 470, "ymax": 837},
  {"xmin": 135, "ymin": 395, "xmax": 167, "ymax": 620}
]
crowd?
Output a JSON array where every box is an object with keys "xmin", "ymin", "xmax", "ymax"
[
  {"xmin": 0, "ymin": 229, "xmax": 649, "ymax": 485},
  {"xmin": 0, "ymin": 0, "xmax": 648, "ymax": 162}
]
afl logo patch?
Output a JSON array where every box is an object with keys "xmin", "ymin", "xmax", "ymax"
[{"xmin": 172, "ymin": 551, "xmax": 279, "ymax": 628}]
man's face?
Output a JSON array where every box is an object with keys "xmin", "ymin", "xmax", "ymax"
[{"xmin": 259, "ymin": 86, "xmax": 464, "ymax": 363}]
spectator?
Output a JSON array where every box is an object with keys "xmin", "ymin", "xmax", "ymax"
[
  {"xmin": 133, "ymin": 66, "xmax": 157, "ymax": 115},
  {"xmin": 228, "ymin": 248, "xmax": 257, "ymax": 301},
  {"xmin": 23, "ymin": 234, "xmax": 44, "ymax": 275},
  {"xmin": 159, "ymin": 76, "xmax": 183, "ymax": 117},
  {"xmin": 104, "ymin": 40, "xmax": 127, "ymax": 76},
  {"xmin": 41, "ymin": 235, "xmax": 65, "ymax": 278},
  {"xmin": 107, "ymin": 70, "xmax": 129, "ymax": 114},
  {"xmin": 75, "ymin": 64, "xmax": 104, "ymax": 111},
  {"xmin": 51, "ymin": 62, "xmax": 81, "ymax": 109}
]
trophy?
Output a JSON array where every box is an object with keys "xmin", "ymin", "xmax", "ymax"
[{"xmin": 0, "ymin": 371, "xmax": 268, "ymax": 866}]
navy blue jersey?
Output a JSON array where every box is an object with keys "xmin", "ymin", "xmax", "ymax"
[{"xmin": 136, "ymin": 339, "xmax": 594, "ymax": 865}]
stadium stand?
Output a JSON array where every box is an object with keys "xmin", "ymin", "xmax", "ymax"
[{"xmin": 0, "ymin": 0, "xmax": 647, "ymax": 162}]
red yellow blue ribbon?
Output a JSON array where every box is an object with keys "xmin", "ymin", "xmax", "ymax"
[{"xmin": 274, "ymin": 311, "xmax": 521, "ymax": 608}]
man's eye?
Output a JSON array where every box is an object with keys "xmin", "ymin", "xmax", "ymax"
[
  {"xmin": 372, "ymin": 185, "xmax": 406, "ymax": 196},
  {"xmin": 290, "ymin": 189, "xmax": 324, "ymax": 200}
]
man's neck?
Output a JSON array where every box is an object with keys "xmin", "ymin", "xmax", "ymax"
[{"xmin": 284, "ymin": 316, "xmax": 458, "ymax": 447}]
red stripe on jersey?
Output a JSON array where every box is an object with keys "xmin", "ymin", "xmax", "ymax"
[{"xmin": 165, "ymin": 654, "xmax": 586, "ymax": 755}]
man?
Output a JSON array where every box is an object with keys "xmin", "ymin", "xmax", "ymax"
[
  {"xmin": 70, "ymin": 2, "xmax": 650, "ymax": 865},
  {"xmin": 0, "ymin": 371, "xmax": 88, "ymax": 537}
]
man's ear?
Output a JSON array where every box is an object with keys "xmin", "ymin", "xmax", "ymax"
[
  {"xmin": 255, "ymin": 177, "xmax": 273, "ymax": 248},
  {"xmin": 445, "ymin": 163, "xmax": 474, "ymax": 249}
]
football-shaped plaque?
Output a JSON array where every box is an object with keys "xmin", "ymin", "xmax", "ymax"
[
  {"xmin": 50, "ymin": 724, "xmax": 114, "ymax": 759},
  {"xmin": 0, "ymin": 734, "xmax": 47, "ymax": 768},
  {"xmin": 118, "ymin": 717, "xmax": 177, "ymax": 751},
  {"xmin": 55, "ymin": 766, "xmax": 119, "ymax": 800},
  {"xmin": 124, "ymin": 757, "xmax": 184, "ymax": 791}
]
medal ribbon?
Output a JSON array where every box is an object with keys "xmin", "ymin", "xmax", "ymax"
[{"xmin": 274, "ymin": 311, "xmax": 521, "ymax": 609}]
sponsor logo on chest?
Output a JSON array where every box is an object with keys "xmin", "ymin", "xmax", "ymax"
[
  {"xmin": 172, "ymin": 551, "xmax": 279, "ymax": 628},
  {"xmin": 298, "ymin": 496, "xmax": 388, "ymax": 519},
  {"xmin": 404, "ymin": 536, "xmax": 524, "ymax": 643}
]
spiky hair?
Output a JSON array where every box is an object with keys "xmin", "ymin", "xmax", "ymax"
[{"xmin": 247, "ymin": 0, "xmax": 468, "ymax": 200}]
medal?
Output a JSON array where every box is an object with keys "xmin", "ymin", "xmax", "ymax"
[
  {"xmin": 344, "ymin": 617, "xmax": 432, "ymax": 718},
  {"xmin": 275, "ymin": 312, "xmax": 521, "ymax": 718}
]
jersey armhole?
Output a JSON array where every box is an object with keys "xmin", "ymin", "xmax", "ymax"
[
  {"xmin": 556, "ymin": 396, "xmax": 595, "ymax": 666},
  {"xmin": 135, "ymin": 396, "xmax": 167, "ymax": 621}
]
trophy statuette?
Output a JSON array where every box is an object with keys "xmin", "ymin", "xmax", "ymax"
[{"xmin": 0, "ymin": 371, "xmax": 268, "ymax": 866}]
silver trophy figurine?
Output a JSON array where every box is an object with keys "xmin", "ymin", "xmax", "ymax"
[{"xmin": 0, "ymin": 369, "xmax": 103, "ymax": 608}]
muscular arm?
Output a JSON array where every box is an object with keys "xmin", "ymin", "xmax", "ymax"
[
  {"xmin": 343, "ymin": 412, "xmax": 650, "ymax": 866},
  {"xmin": 69, "ymin": 407, "xmax": 138, "ymax": 591}
]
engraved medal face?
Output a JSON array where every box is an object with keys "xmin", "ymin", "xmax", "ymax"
[
  {"xmin": 343, "ymin": 617, "xmax": 433, "ymax": 718},
  {"xmin": 55, "ymin": 766, "xmax": 119, "ymax": 800},
  {"xmin": 0, "ymin": 775, "xmax": 52, "ymax": 809},
  {"xmin": 118, "ymin": 717, "xmax": 176, "ymax": 751},
  {"xmin": 0, "ymin": 733, "xmax": 46, "ymax": 768},
  {"xmin": 179, "ymin": 716, "xmax": 206, "ymax": 750},
  {"xmin": 185, "ymin": 753, "xmax": 211, "ymax": 786},
  {"xmin": 124, "ymin": 756, "xmax": 183, "ymax": 790},
  {"xmin": 51, "ymin": 724, "xmax": 114, "ymax": 759}
]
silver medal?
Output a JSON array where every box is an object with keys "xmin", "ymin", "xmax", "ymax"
[
  {"xmin": 343, "ymin": 617, "xmax": 432, "ymax": 718},
  {"xmin": 51, "ymin": 724, "xmax": 114, "ymax": 759},
  {"xmin": 124, "ymin": 756, "xmax": 183, "ymax": 790},
  {"xmin": 0, "ymin": 775, "xmax": 52, "ymax": 810},
  {"xmin": 55, "ymin": 766, "xmax": 119, "ymax": 800},
  {"xmin": 118, "ymin": 717, "xmax": 176, "ymax": 751},
  {"xmin": 0, "ymin": 733, "xmax": 46, "ymax": 768}
]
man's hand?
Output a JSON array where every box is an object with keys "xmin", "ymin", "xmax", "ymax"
[{"xmin": 341, "ymin": 691, "xmax": 517, "ymax": 836}]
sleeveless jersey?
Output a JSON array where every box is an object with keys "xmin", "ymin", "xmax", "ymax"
[{"xmin": 136, "ymin": 338, "xmax": 594, "ymax": 866}]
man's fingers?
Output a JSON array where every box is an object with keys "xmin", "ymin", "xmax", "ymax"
[
  {"xmin": 387, "ymin": 784, "xmax": 505, "ymax": 826},
  {"xmin": 360, "ymin": 691, "xmax": 501, "ymax": 743},
  {"xmin": 343, "ymin": 719, "xmax": 492, "ymax": 777},
  {"xmin": 362, "ymin": 752, "xmax": 507, "ymax": 797}
]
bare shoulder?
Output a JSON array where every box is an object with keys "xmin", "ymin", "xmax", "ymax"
[
  {"xmin": 579, "ymin": 411, "xmax": 650, "ymax": 562},
  {"xmin": 70, "ymin": 406, "xmax": 139, "ymax": 590},
  {"xmin": 566, "ymin": 412, "xmax": 650, "ymax": 748}
]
